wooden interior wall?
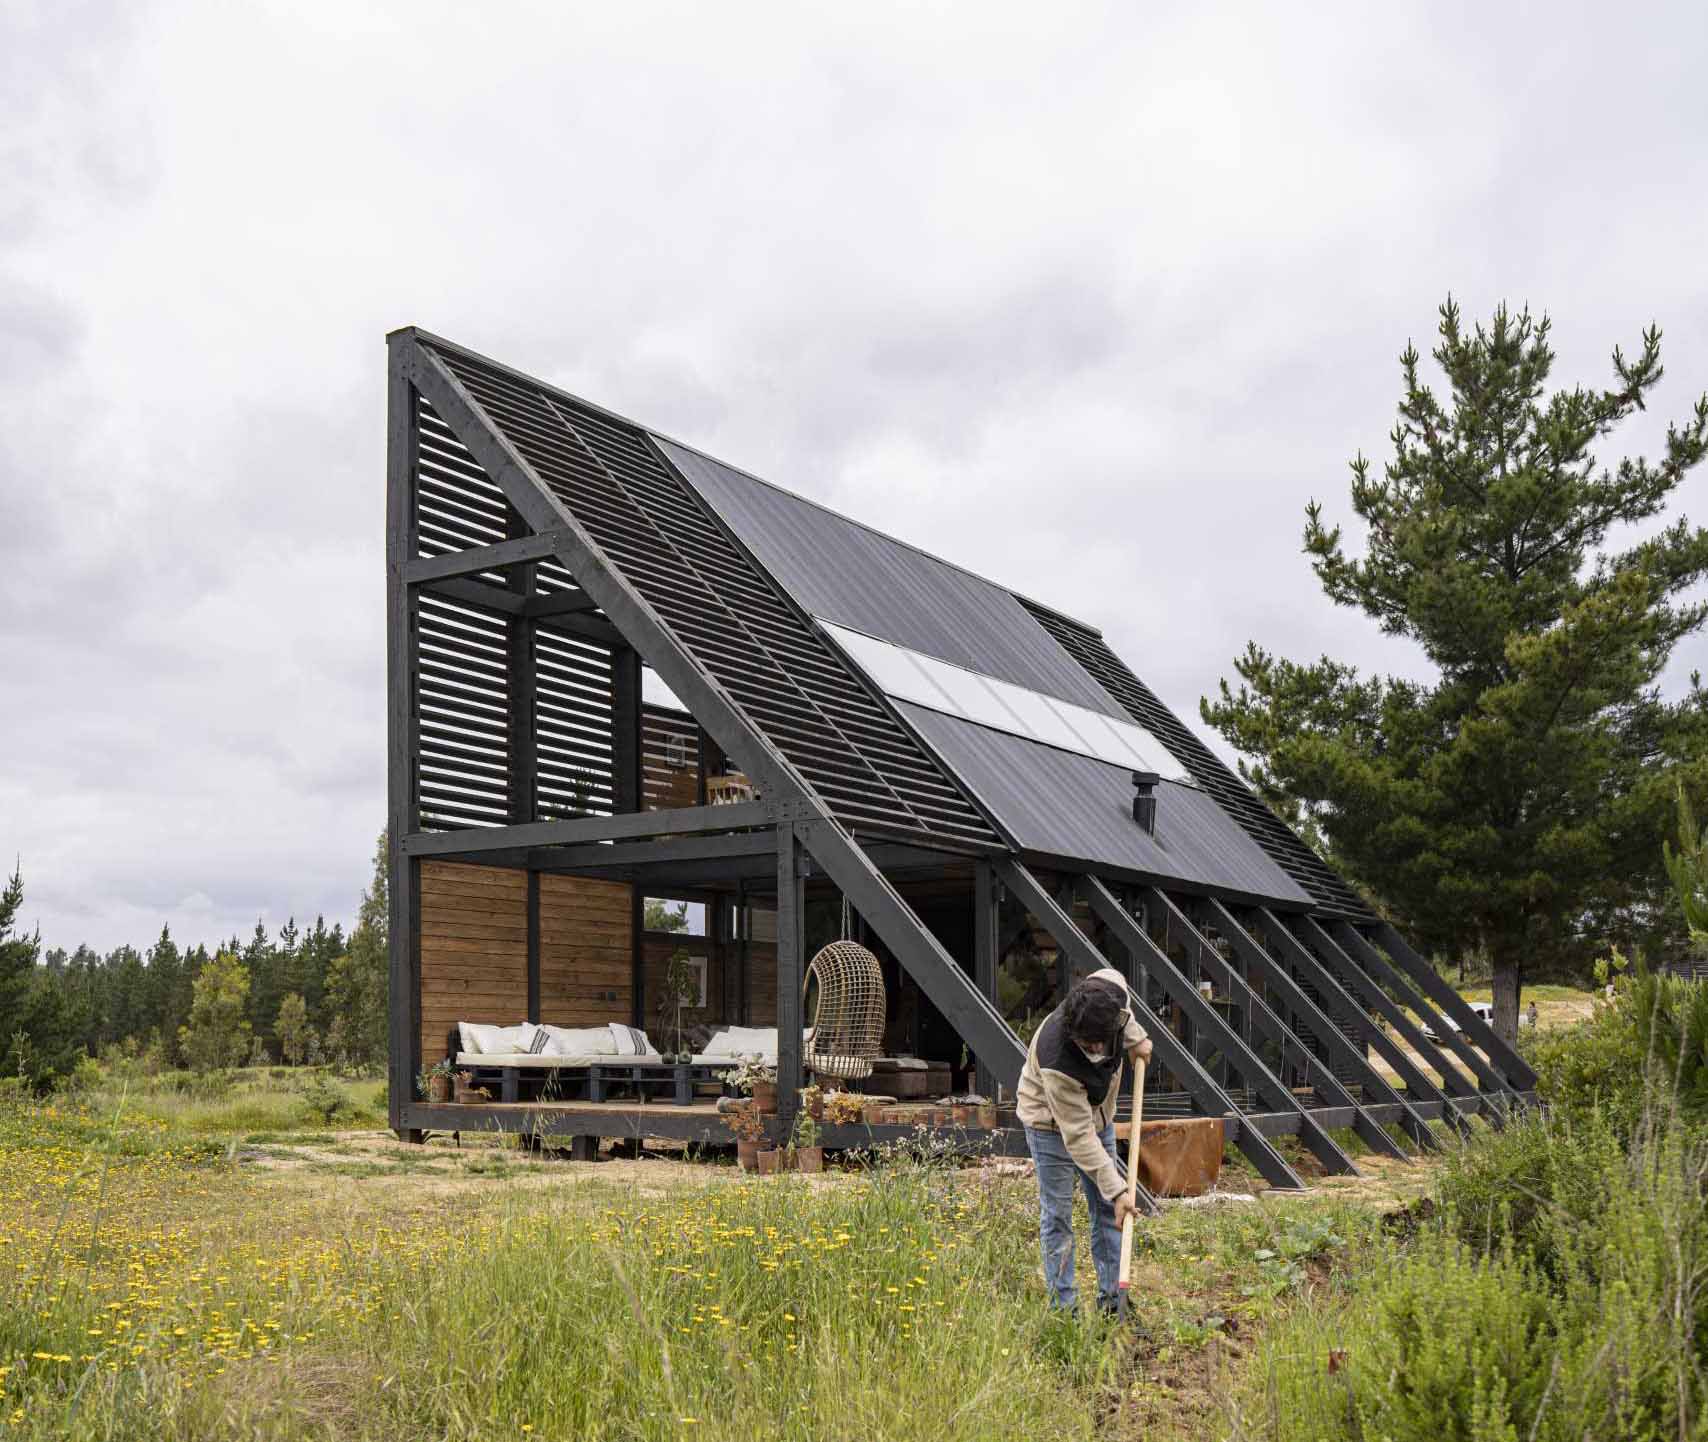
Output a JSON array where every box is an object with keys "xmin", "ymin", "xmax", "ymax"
[
  {"xmin": 420, "ymin": 862, "xmax": 634, "ymax": 1065},
  {"xmin": 420, "ymin": 861, "xmax": 528, "ymax": 1065},
  {"xmin": 640, "ymin": 934, "xmax": 719, "ymax": 1044},
  {"xmin": 539, "ymin": 874, "xmax": 632, "ymax": 1026},
  {"xmin": 643, "ymin": 704, "xmax": 700, "ymax": 810}
]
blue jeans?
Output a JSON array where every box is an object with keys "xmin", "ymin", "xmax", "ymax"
[{"xmin": 1024, "ymin": 1123, "xmax": 1123, "ymax": 1311}]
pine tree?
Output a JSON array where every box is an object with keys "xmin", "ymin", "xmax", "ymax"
[
  {"xmin": 0, "ymin": 866, "xmax": 86, "ymax": 1090},
  {"xmin": 275, "ymin": 992, "xmax": 310, "ymax": 1066},
  {"xmin": 145, "ymin": 926, "xmax": 186, "ymax": 1052},
  {"xmin": 326, "ymin": 832, "xmax": 389, "ymax": 1070},
  {"xmin": 1205, "ymin": 300, "xmax": 1708, "ymax": 1041}
]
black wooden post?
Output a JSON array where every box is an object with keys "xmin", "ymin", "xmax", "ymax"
[
  {"xmin": 629, "ymin": 887, "xmax": 645, "ymax": 1030},
  {"xmin": 776, "ymin": 823, "xmax": 804, "ymax": 1125},
  {"xmin": 973, "ymin": 861, "xmax": 998, "ymax": 1100},
  {"xmin": 385, "ymin": 335, "xmax": 423, "ymax": 1143},
  {"xmin": 526, "ymin": 871, "xmax": 541, "ymax": 1024},
  {"xmin": 612, "ymin": 646, "xmax": 642, "ymax": 814}
]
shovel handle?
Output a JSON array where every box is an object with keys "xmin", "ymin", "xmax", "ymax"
[{"xmin": 1117, "ymin": 1058, "xmax": 1146, "ymax": 1294}]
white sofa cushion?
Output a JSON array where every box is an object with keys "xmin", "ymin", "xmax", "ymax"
[
  {"xmin": 702, "ymin": 1025, "xmax": 781, "ymax": 1060},
  {"xmin": 459, "ymin": 1021, "xmax": 537, "ymax": 1056},
  {"xmin": 537, "ymin": 1024, "xmax": 619, "ymax": 1057},
  {"xmin": 608, "ymin": 1023, "xmax": 657, "ymax": 1056}
]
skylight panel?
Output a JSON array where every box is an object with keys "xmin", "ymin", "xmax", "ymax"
[
  {"xmin": 817, "ymin": 614, "xmax": 1193, "ymax": 783},
  {"xmin": 915, "ymin": 655, "xmax": 1028, "ymax": 733},
  {"xmin": 820, "ymin": 621, "xmax": 952, "ymax": 710},
  {"xmin": 1072, "ymin": 707, "xmax": 1157, "ymax": 769}
]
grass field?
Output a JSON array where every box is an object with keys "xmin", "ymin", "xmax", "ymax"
[{"xmin": 0, "ymin": 1066, "xmax": 1428, "ymax": 1442}]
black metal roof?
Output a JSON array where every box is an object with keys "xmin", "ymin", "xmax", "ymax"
[
  {"xmin": 659, "ymin": 439, "xmax": 1120, "ymax": 713},
  {"xmin": 897, "ymin": 702, "xmax": 1313, "ymax": 904},
  {"xmin": 664, "ymin": 434, "xmax": 1369, "ymax": 917}
]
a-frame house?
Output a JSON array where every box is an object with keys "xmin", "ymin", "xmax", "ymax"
[{"xmin": 385, "ymin": 328, "xmax": 1537, "ymax": 1202}]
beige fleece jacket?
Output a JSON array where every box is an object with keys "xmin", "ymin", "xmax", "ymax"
[{"xmin": 1015, "ymin": 967, "xmax": 1147, "ymax": 1201}]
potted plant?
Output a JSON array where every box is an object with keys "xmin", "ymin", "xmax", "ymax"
[
  {"xmin": 798, "ymin": 1082, "xmax": 824, "ymax": 1121},
  {"xmin": 791, "ymin": 1109, "xmax": 823, "ymax": 1173},
  {"xmin": 720, "ymin": 1055, "xmax": 778, "ymax": 1113},
  {"xmin": 756, "ymin": 1140, "xmax": 783, "ymax": 1176},
  {"xmin": 823, "ymin": 1091, "xmax": 866, "ymax": 1126},
  {"xmin": 728, "ymin": 1103, "xmax": 766, "ymax": 1172},
  {"xmin": 451, "ymin": 1069, "xmax": 489, "ymax": 1104},
  {"xmin": 418, "ymin": 1058, "xmax": 455, "ymax": 1104}
]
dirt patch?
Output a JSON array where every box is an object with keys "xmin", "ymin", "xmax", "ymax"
[{"xmin": 1311, "ymin": 1151, "xmax": 1440, "ymax": 1212}]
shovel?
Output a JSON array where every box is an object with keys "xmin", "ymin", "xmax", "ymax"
[{"xmin": 1117, "ymin": 1058, "xmax": 1146, "ymax": 1320}]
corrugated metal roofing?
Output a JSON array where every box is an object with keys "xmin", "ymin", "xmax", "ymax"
[
  {"xmin": 896, "ymin": 702, "xmax": 1313, "ymax": 905},
  {"xmin": 1017, "ymin": 598, "xmax": 1373, "ymax": 919},
  {"xmin": 656, "ymin": 438, "xmax": 1121, "ymax": 715}
]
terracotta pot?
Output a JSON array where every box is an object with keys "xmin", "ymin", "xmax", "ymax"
[
  {"xmin": 863, "ymin": 1103, "xmax": 889, "ymax": 1125},
  {"xmin": 950, "ymin": 1103, "xmax": 974, "ymax": 1126},
  {"xmin": 736, "ymin": 1139, "xmax": 760, "ymax": 1172},
  {"xmin": 428, "ymin": 1074, "xmax": 452, "ymax": 1104},
  {"xmin": 749, "ymin": 1081, "xmax": 778, "ymax": 1114},
  {"xmin": 795, "ymin": 1145, "xmax": 824, "ymax": 1174},
  {"xmin": 756, "ymin": 1146, "xmax": 782, "ymax": 1176},
  {"xmin": 452, "ymin": 1082, "xmax": 484, "ymax": 1104},
  {"xmin": 976, "ymin": 1102, "xmax": 998, "ymax": 1129},
  {"xmin": 807, "ymin": 1095, "xmax": 825, "ymax": 1121}
]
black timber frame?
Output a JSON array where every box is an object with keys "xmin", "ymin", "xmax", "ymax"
[
  {"xmin": 383, "ymin": 326, "xmax": 1516, "ymax": 1170},
  {"xmin": 387, "ymin": 329, "xmax": 1024, "ymax": 1132}
]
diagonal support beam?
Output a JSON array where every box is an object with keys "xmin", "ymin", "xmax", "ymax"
[
  {"xmin": 1252, "ymin": 908, "xmax": 1445, "ymax": 1150},
  {"xmin": 996, "ymin": 860, "xmax": 1304, "ymax": 1191},
  {"xmin": 1141, "ymin": 887, "xmax": 1395, "ymax": 1166},
  {"xmin": 1332, "ymin": 922, "xmax": 1515, "ymax": 1118},
  {"xmin": 1202, "ymin": 900, "xmax": 1413, "ymax": 1159},
  {"xmin": 1293, "ymin": 916, "xmax": 1479, "ymax": 1139},
  {"xmin": 1088, "ymin": 880, "xmax": 1358, "ymax": 1177},
  {"xmin": 1270, "ymin": 915, "xmax": 1468, "ymax": 1134},
  {"xmin": 1372, "ymin": 923, "xmax": 1538, "ymax": 1093}
]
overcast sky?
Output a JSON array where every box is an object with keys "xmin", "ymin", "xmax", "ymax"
[{"xmin": 5, "ymin": 1, "xmax": 1708, "ymax": 954}]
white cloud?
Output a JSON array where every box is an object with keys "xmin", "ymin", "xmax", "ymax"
[{"xmin": 5, "ymin": 0, "xmax": 1708, "ymax": 949}]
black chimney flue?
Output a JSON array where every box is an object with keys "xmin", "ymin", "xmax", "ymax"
[{"xmin": 1130, "ymin": 770, "xmax": 1160, "ymax": 836}]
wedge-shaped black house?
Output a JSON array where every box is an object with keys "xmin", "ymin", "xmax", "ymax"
[{"xmin": 385, "ymin": 329, "xmax": 1536, "ymax": 1200}]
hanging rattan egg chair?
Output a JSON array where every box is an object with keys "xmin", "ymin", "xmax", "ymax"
[{"xmin": 803, "ymin": 939, "xmax": 886, "ymax": 1082}]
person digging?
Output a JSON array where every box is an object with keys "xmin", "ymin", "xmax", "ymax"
[{"xmin": 1016, "ymin": 967, "xmax": 1153, "ymax": 1315}]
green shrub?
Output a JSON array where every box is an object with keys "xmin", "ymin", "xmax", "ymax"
[
  {"xmin": 55, "ymin": 1054, "xmax": 105, "ymax": 1097},
  {"xmin": 1252, "ymin": 1230, "xmax": 1554, "ymax": 1441},
  {"xmin": 1525, "ymin": 965, "xmax": 1708, "ymax": 1137},
  {"xmin": 302, "ymin": 1072, "xmax": 356, "ymax": 1125},
  {"xmin": 1435, "ymin": 1110, "xmax": 1622, "ymax": 1277}
]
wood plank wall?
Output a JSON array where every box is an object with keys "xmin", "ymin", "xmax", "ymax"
[
  {"xmin": 540, "ymin": 874, "xmax": 632, "ymax": 1025},
  {"xmin": 419, "ymin": 861, "xmax": 633, "ymax": 1065},
  {"xmin": 420, "ymin": 861, "xmax": 528, "ymax": 1066}
]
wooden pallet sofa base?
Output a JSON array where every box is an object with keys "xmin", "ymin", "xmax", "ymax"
[{"xmin": 458, "ymin": 1058, "xmax": 730, "ymax": 1106}]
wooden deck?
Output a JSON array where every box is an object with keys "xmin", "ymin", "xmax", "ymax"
[{"xmin": 399, "ymin": 1097, "xmax": 1032, "ymax": 1157}]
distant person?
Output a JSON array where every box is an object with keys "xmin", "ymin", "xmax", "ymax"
[
  {"xmin": 1016, "ymin": 969, "xmax": 1153, "ymax": 1314},
  {"xmin": 1526, "ymin": 999, "xmax": 1538, "ymax": 1029}
]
